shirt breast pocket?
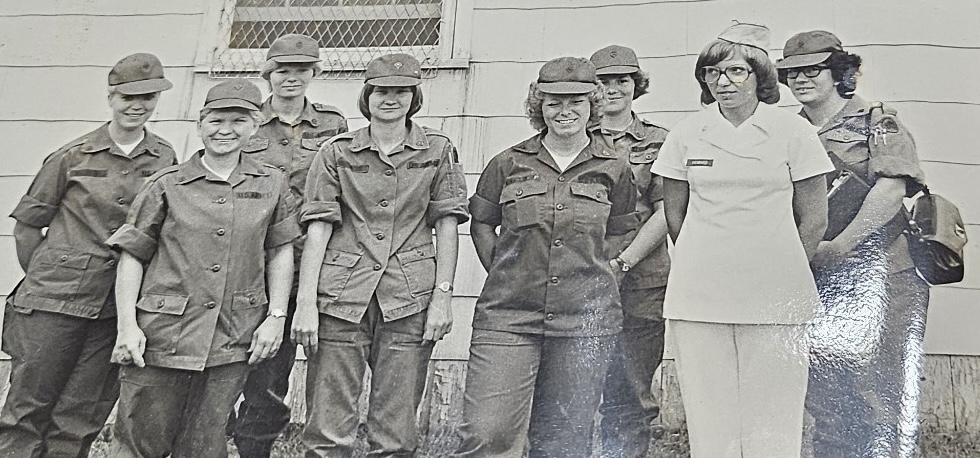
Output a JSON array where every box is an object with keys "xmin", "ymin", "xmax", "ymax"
[
  {"xmin": 395, "ymin": 244, "xmax": 436, "ymax": 297},
  {"xmin": 499, "ymin": 180, "xmax": 548, "ymax": 232},
  {"xmin": 136, "ymin": 294, "xmax": 188, "ymax": 353},
  {"xmin": 823, "ymin": 129, "xmax": 869, "ymax": 166},
  {"xmin": 569, "ymin": 182, "xmax": 612, "ymax": 234},
  {"xmin": 28, "ymin": 247, "xmax": 92, "ymax": 300},
  {"xmin": 318, "ymin": 248, "xmax": 361, "ymax": 299}
]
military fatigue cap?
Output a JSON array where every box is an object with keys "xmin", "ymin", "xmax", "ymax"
[
  {"xmin": 203, "ymin": 79, "xmax": 262, "ymax": 111},
  {"xmin": 365, "ymin": 53, "xmax": 423, "ymax": 86},
  {"xmin": 108, "ymin": 53, "xmax": 173, "ymax": 95},
  {"xmin": 591, "ymin": 45, "xmax": 641, "ymax": 76},
  {"xmin": 537, "ymin": 57, "xmax": 597, "ymax": 94},
  {"xmin": 776, "ymin": 30, "xmax": 844, "ymax": 69},
  {"xmin": 717, "ymin": 22, "xmax": 771, "ymax": 54},
  {"xmin": 266, "ymin": 33, "xmax": 321, "ymax": 63}
]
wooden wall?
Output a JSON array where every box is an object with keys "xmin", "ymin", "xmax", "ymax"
[{"xmin": 0, "ymin": 0, "xmax": 979, "ymax": 434}]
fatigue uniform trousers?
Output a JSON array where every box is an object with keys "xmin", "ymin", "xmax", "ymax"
[
  {"xmin": 807, "ymin": 266, "xmax": 929, "ymax": 458},
  {"xmin": 0, "ymin": 305, "xmax": 118, "ymax": 458},
  {"xmin": 303, "ymin": 298, "xmax": 433, "ymax": 458},
  {"xmin": 111, "ymin": 363, "xmax": 249, "ymax": 458},
  {"xmin": 598, "ymin": 287, "xmax": 665, "ymax": 458}
]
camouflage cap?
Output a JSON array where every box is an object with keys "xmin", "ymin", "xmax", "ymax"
[
  {"xmin": 537, "ymin": 57, "xmax": 598, "ymax": 94},
  {"xmin": 266, "ymin": 34, "xmax": 321, "ymax": 63},
  {"xmin": 108, "ymin": 53, "xmax": 173, "ymax": 95},
  {"xmin": 365, "ymin": 53, "xmax": 423, "ymax": 86},
  {"xmin": 775, "ymin": 30, "xmax": 844, "ymax": 69},
  {"xmin": 203, "ymin": 78, "xmax": 262, "ymax": 111},
  {"xmin": 590, "ymin": 45, "xmax": 641, "ymax": 76}
]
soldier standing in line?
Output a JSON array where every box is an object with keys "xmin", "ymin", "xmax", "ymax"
[
  {"xmin": 0, "ymin": 53, "xmax": 177, "ymax": 458},
  {"xmin": 589, "ymin": 45, "xmax": 671, "ymax": 458},
  {"xmin": 227, "ymin": 33, "xmax": 348, "ymax": 458}
]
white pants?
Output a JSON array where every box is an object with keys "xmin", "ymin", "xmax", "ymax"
[{"xmin": 671, "ymin": 320, "xmax": 809, "ymax": 458}]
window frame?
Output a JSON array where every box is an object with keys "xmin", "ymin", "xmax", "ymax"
[{"xmin": 196, "ymin": 0, "xmax": 472, "ymax": 76}]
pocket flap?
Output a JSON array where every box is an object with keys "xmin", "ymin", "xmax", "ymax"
[
  {"xmin": 38, "ymin": 248, "xmax": 91, "ymax": 270},
  {"xmin": 301, "ymin": 138, "xmax": 327, "ymax": 151},
  {"xmin": 823, "ymin": 129, "xmax": 865, "ymax": 144},
  {"xmin": 499, "ymin": 180, "xmax": 548, "ymax": 204},
  {"xmin": 629, "ymin": 149, "xmax": 658, "ymax": 164},
  {"xmin": 395, "ymin": 244, "xmax": 436, "ymax": 264},
  {"xmin": 232, "ymin": 290, "xmax": 268, "ymax": 310},
  {"xmin": 242, "ymin": 137, "xmax": 270, "ymax": 153},
  {"xmin": 569, "ymin": 182, "xmax": 610, "ymax": 204},
  {"xmin": 136, "ymin": 294, "xmax": 188, "ymax": 315},
  {"xmin": 323, "ymin": 248, "xmax": 361, "ymax": 268}
]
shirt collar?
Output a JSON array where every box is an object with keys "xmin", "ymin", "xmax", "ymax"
[
  {"xmin": 259, "ymin": 97, "xmax": 319, "ymax": 127},
  {"xmin": 176, "ymin": 151, "xmax": 269, "ymax": 186},
  {"xmin": 591, "ymin": 112, "xmax": 647, "ymax": 142},
  {"xmin": 513, "ymin": 131, "xmax": 616, "ymax": 160},
  {"xmin": 79, "ymin": 123, "xmax": 163, "ymax": 157},
  {"xmin": 348, "ymin": 121, "xmax": 429, "ymax": 153},
  {"xmin": 697, "ymin": 102, "xmax": 776, "ymax": 156}
]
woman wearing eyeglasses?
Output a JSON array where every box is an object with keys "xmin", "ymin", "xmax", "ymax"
[
  {"xmin": 651, "ymin": 24, "xmax": 833, "ymax": 457},
  {"xmin": 775, "ymin": 31, "xmax": 929, "ymax": 458}
]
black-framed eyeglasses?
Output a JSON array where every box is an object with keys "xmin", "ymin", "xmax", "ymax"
[
  {"xmin": 785, "ymin": 65, "xmax": 829, "ymax": 79},
  {"xmin": 699, "ymin": 65, "xmax": 753, "ymax": 84}
]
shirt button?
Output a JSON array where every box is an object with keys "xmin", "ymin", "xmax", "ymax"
[
  {"xmin": 108, "ymin": 260, "xmax": 116, "ymax": 267},
  {"xmin": 109, "ymin": 227, "xmax": 118, "ymax": 234},
  {"xmin": 60, "ymin": 255, "xmax": 69, "ymax": 261},
  {"xmin": 646, "ymin": 154, "xmax": 653, "ymax": 160},
  {"xmin": 596, "ymin": 192, "xmax": 603, "ymax": 198},
  {"xmin": 117, "ymin": 198, "xmax": 126, "ymax": 205},
  {"xmin": 279, "ymin": 166, "xmax": 287, "ymax": 172},
  {"xmin": 546, "ymin": 313, "xmax": 555, "ymax": 320},
  {"xmin": 216, "ymin": 228, "xmax": 226, "ymax": 236},
  {"xmin": 553, "ymin": 239, "xmax": 563, "ymax": 247},
  {"xmin": 211, "ymin": 264, "xmax": 221, "ymax": 272},
  {"xmin": 550, "ymin": 276, "xmax": 559, "ymax": 284},
  {"xmin": 249, "ymin": 296, "xmax": 256, "ymax": 304},
  {"xmin": 280, "ymin": 139, "xmax": 289, "ymax": 146},
  {"xmin": 157, "ymin": 299, "xmax": 165, "ymax": 308},
  {"xmin": 121, "ymin": 170, "xmax": 130, "ymax": 175},
  {"xmin": 204, "ymin": 301, "xmax": 216, "ymax": 309},
  {"xmin": 310, "ymin": 119, "xmax": 319, "ymax": 127},
  {"xmin": 516, "ymin": 189, "xmax": 524, "ymax": 196},
  {"xmin": 373, "ymin": 264, "xmax": 382, "ymax": 271},
  {"xmin": 384, "ymin": 169, "xmax": 393, "ymax": 176},
  {"xmin": 379, "ymin": 200, "xmax": 389, "ymax": 207},
  {"xmin": 376, "ymin": 233, "xmax": 385, "ymax": 240},
  {"xmin": 558, "ymin": 176, "xmax": 566, "ymax": 182},
  {"xmin": 216, "ymin": 197, "xmax": 227, "ymax": 204},
  {"xmin": 555, "ymin": 203, "xmax": 564, "ymax": 210}
]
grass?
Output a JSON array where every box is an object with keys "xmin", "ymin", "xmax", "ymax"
[{"xmin": 87, "ymin": 423, "xmax": 980, "ymax": 457}]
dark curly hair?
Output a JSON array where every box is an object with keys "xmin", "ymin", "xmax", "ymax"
[
  {"xmin": 598, "ymin": 70, "xmax": 651, "ymax": 100},
  {"xmin": 524, "ymin": 82, "xmax": 606, "ymax": 132},
  {"xmin": 695, "ymin": 40, "xmax": 780, "ymax": 105},
  {"xmin": 778, "ymin": 50, "xmax": 863, "ymax": 98}
]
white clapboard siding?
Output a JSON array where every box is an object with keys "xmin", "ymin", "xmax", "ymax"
[{"xmin": 0, "ymin": 0, "xmax": 206, "ymax": 16}]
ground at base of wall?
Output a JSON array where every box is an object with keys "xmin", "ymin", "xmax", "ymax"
[{"xmin": 85, "ymin": 423, "xmax": 980, "ymax": 458}]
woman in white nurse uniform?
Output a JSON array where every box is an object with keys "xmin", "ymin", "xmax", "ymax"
[{"xmin": 651, "ymin": 23, "xmax": 834, "ymax": 458}]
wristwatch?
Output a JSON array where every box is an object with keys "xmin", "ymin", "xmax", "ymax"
[
  {"xmin": 268, "ymin": 308, "xmax": 287, "ymax": 319},
  {"xmin": 436, "ymin": 281, "xmax": 454, "ymax": 293},
  {"xmin": 613, "ymin": 256, "xmax": 631, "ymax": 272}
]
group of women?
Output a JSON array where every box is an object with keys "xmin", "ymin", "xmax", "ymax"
[{"xmin": 0, "ymin": 20, "xmax": 929, "ymax": 458}]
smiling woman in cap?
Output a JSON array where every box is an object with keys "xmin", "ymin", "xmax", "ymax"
[
  {"xmin": 455, "ymin": 56, "xmax": 637, "ymax": 457},
  {"xmin": 0, "ymin": 52, "xmax": 177, "ymax": 457},
  {"xmin": 107, "ymin": 78, "xmax": 300, "ymax": 457},
  {"xmin": 651, "ymin": 23, "xmax": 834, "ymax": 456},
  {"xmin": 588, "ymin": 44, "xmax": 671, "ymax": 458},
  {"xmin": 294, "ymin": 53, "xmax": 468, "ymax": 457},
  {"xmin": 228, "ymin": 33, "xmax": 348, "ymax": 458},
  {"xmin": 776, "ymin": 30, "xmax": 930, "ymax": 458}
]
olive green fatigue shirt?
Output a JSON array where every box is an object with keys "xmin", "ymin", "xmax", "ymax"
[
  {"xmin": 806, "ymin": 96, "xmax": 926, "ymax": 273},
  {"xmin": 468, "ymin": 133, "xmax": 638, "ymax": 337},
  {"xmin": 107, "ymin": 152, "xmax": 300, "ymax": 371},
  {"xmin": 594, "ymin": 114, "xmax": 671, "ymax": 317},
  {"xmin": 301, "ymin": 122, "xmax": 469, "ymax": 324},
  {"xmin": 9, "ymin": 124, "xmax": 177, "ymax": 318}
]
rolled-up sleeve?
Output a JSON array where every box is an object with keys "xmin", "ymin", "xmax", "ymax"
[
  {"xmin": 868, "ymin": 114, "xmax": 926, "ymax": 195},
  {"xmin": 301, "ymin": 144, "xmax": 343, "ymax": 226},
  {"xmin": 468, "ymin": 156, "xmax": 506, "ymax": 227},
  {"xmin": 10, "ymin": 151, "xmax": 69, "ymax": 228},
  {"xmin": 265, "ymin": 173, "xmax": 302, "ymax": 249},
  {"xmin": 427, "ymin": 142, "xmax": 470, "ymax": 226},
  {"xmin": 106, "ymin": 179, "xmax": 167, "ymax": 262}
]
